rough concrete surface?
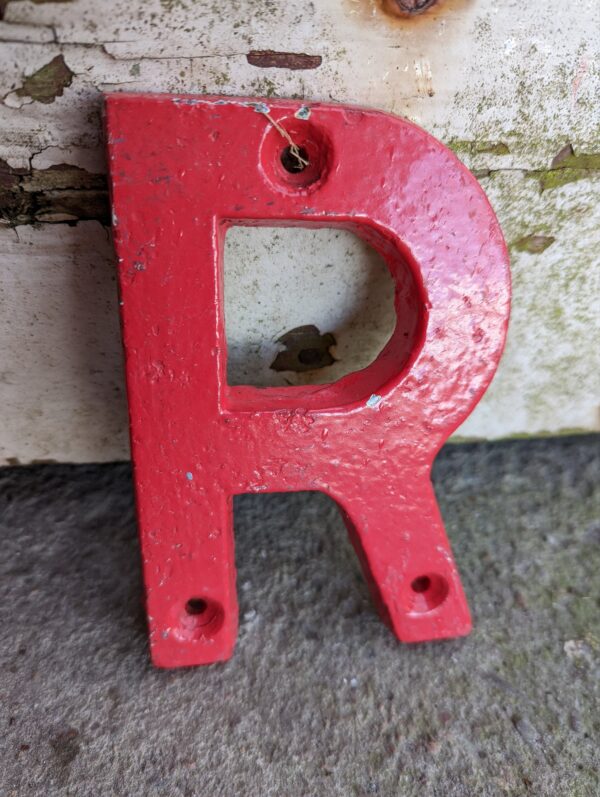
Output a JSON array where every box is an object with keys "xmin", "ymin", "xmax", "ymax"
[{"xmin": 1, "ymin": 436, "xmax": 599, "ymax": 796}]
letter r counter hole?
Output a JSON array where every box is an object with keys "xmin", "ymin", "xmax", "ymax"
[{"xmin": 223, "ymin": 224, "xmax": 426, "ymax": 407}]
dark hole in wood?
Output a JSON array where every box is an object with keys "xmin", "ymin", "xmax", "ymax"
[{"xmin": 270, "ymin": 324, "xmax": 337, "ymax": 373}]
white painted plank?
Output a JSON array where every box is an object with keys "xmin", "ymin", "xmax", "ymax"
[{"xmin": 0, "ymin": 0, "xmax": 598, "ymax": 462}]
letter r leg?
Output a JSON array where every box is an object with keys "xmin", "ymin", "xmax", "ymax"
[
  {"xmin": 335, "ymin": 468, "xmax": 471, "ymax": 642},
  {"xmin": 137, "ymin": 484, "xmax": 238, "ymax": 668}
]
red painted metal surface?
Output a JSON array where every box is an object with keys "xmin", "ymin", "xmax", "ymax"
[{"xmin": 105, "ymin": 94, "xmax": 510, "ymax": 668}]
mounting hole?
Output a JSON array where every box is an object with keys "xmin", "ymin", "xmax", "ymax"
[
  {"xmin": 259, "ymin": 117, "xmax": 331, "ymax": 192},
  {"xmin": 411, "ymin": 575, "xmax": 431, "ymax": 594},
  {"xmin": 408, "ymin": 573, "xmax": 449, "ymax": 613},
  {"xmin": 280, "ymin": 145, "xmax": 309, "ymax": 173},
  {"xmin": 185, "ymin": 597, "xmax": 208, "ymax": 616},
  {"xmin": 175, "ymin": 596, "xmax": 224, "ymax": 641}
]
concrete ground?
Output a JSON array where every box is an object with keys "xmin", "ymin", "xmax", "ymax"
[{"xmin": 1, "ymin": 436, "xmax": 599, "ymax": 797}]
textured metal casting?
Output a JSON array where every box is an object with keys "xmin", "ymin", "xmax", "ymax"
[{"xmin": 106, "ymin": 95, "xmax": 511, "ymax": 668}]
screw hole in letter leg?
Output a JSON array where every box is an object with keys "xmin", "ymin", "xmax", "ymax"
[
  {"xmin": 185, "ymin": 597, "xmax": 208, "ymax": 615},
  {"xmin": 411, "ymin": 575, "xmax": 431, "ymax": 593},
  {"xmin": 176, "ymin": 596, "xmax": 225, "ymax": 641},
  {"xmin": 408, "ymin": 573, "xmax": 449, "ymax": 613}
]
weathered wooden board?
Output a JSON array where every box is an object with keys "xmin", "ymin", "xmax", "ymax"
[{"xmin": 0, "ymin": 0, "xmax": 599, "ymax": 463}]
